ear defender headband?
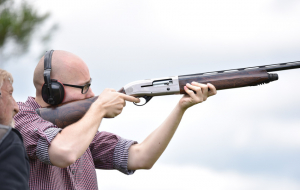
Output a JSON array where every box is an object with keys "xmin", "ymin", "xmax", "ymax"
[{"xmin": 41, "ymin": 50, "xmax": 65, "ymax": 105}]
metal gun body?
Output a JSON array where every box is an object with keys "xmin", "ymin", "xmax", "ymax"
[{"xmin": 124, "ymin": 76, "xmax": 180, "ymax": 97}]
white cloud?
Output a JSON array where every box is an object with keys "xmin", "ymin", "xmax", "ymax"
[
  {"xmin": 96, "ymin": 163, "xmax": 300, "ymax": 190},
  {"xmin": 5, "ymin": 0, "xmax": 300, "ymax": 186}
]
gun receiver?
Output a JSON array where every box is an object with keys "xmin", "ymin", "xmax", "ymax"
[{"xmin": 36, "ymin": 61, "xmax": 300, "ymax": 128}]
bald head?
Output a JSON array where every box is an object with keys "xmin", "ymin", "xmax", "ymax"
[{"xmin": 34, "ymin": 50, "xmax": 92, "ymax": 105}]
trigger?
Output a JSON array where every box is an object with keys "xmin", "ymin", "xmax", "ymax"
[{"xmin": 133, "ymin": 96, "xmax": 153, "ymax": 106}]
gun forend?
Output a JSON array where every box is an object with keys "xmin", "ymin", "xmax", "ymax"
[{"xmin": 178, "ymin": 69, "xmax": 278, "ymax": 93}]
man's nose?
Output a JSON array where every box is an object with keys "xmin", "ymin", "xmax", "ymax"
[
  {"xmin": 86, "ymin": 88, "xmax": 95, "ymax": 99},
  {"xmin": 13, "ymin": 99, "xmax": 19, "ymax": 114}
]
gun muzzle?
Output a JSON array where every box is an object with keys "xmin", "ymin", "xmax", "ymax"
[{"xmin": 268, "ymin": 73, "xmax": 278, "ymax": 82}]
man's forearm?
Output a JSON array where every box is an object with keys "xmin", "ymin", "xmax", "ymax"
[
  {"xmin": 128, "ymin": 103, "xmax": 186, "ymax": 170},
  {"xmin": 48, "ymin": 103, "xmax": 104, "ymax": 168},
  {"xmin": 127, "ymin": 82, "xmax": 216, "ymax": 170}
]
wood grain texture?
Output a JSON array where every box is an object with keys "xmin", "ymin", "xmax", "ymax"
[
  {"xmin": 37, "ymin": 96, "xmax": 98, "ymax": 128},
  {"xmin": 179, "ymin": 70, "xmax": 271, "ymax": 94},
  {"xmin": 37, "ymin": 88, "xmax": 127, "ymax": 128}
]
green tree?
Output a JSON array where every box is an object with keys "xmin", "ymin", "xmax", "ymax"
[{"xmin": 0, "ymin": 0, "xmax": 57, "ymax": 67}]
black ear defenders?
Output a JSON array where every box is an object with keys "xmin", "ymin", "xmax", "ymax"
[{"xmin": 41, "ymin": 50, "xmax": 65, "ymax": 105}]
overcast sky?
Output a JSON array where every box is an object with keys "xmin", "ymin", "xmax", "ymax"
[{"xmin": 2, "ymin": 0, "xmax": 300, "ymax": 189}]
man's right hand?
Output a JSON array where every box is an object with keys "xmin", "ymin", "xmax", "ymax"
[
  {"xmin": 49, "ymin": 88, "xmax": 140, "ymax": 168},
  {"xmin": 95, "ymin": 88, "xmax": 140, "ymax": 118}
]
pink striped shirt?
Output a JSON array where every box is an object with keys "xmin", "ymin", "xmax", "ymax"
[{"xmin": 14, "ymin": 97, "xmax": 136, "ymax": 190}]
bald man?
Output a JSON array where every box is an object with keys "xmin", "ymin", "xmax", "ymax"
[{"xmin": 14, "ymin": 50, "xmax": 217, "ymax": 189}]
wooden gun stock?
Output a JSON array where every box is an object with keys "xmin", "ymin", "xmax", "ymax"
[
  {"xmin": 178, "ymin": 69, "xmax": 276, "ymax": 93},
  {"xmin": 36, "ymin": 96, "xmax": 98, "ymax": 129}
]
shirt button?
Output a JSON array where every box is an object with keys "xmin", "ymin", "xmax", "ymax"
[
  {"xmin": 34, "ymin": 128, "xmax": 38, "ymax": 132},
  {"xmin": 72, "ymin": 170, "xmax": 75, "ymax": 175}
]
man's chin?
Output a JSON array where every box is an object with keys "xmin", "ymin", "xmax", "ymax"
[{"xmin": 9, "ymin": 120, "xmax": 15, "ymax": 128}]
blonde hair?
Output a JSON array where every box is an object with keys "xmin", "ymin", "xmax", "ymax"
[{"xmin": 0, "ymin": 69, "xmax": 14, "ymax": 91}]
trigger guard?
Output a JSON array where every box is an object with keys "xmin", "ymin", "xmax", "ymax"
[{"xmin": 133, "ymin": 96, "xmax": 153, "ymax": 106}]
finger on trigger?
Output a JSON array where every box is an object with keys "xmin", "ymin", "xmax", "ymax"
[{"xmin": 121, "ymin": 94, "xmax": 140, "ymax": 103}]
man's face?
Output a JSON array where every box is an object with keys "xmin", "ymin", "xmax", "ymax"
[
  {"xmin": 0, "ymin": 80, "xmax": 19, "ymax": 127},
  {"xmin": 62, "ymin": 76, "xmax": 95, "ymax": 103},
  {"xmin": 35, "ymin": 50, "xmax": 96, "ymax": 106}
]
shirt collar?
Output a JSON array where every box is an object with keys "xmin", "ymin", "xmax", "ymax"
[
  {"xmin": 0, "ymin": 124, "xmax": 11, "ymax": 129},
  {"xmin": 24, "ymin": 96, "xmax": 42, "ymax": 110},
  {"xmin": 0, "ymin": 124, "xmax": 23, "ymax": 141}
]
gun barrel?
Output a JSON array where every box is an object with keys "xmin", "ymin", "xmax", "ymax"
[
  {"xmin": 264, "ymin": 61, "xmax": 300, "ymax": 72},
  {"xmin": 180, "ymin": 61, "xmax": 300, "ymax": 77}
]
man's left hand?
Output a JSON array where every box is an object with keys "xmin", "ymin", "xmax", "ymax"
[{"xmin": 179, "ymin": 82, "xmax": 217, "ymax": 110}]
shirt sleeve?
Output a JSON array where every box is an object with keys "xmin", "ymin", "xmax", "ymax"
[
  {"xmin": 89, "ymin": 131, "xmax": 137, "ymax": 175},
  {"xmin": 113, "ymin": 137, "xmax": 137, "ymax": 175},
  {"xmin": 36, "ymin": 128, "xmax": 61, "ymax": 165},
  {"xmin": 14, "ymin": 101, "xmax": 61, "ymax": 164}
]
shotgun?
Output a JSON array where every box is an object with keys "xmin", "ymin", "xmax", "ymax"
[{"xmin": 36, "ymin": 61, "xmax": 300, "ymax": 128}]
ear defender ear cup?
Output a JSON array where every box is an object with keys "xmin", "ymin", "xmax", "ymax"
[
  {"xmin": 42, "ymin": 80, "xmax": 65, "ymax": 105},
  {"xmin": 42, "ymin": 50, "xmax": 66, "ymax": 105}
]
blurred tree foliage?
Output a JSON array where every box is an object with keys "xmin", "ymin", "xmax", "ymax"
[{"xmin": 0, "ymin": 0, "xmax": 57, "ymax": 66}]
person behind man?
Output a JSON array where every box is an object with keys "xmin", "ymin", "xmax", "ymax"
[
  {"xmin": 0, "ymin": 69, "xmax": 29, "ymax": 190},
  {"xmin": 14, "ymin": 50, "xmax": 217, "ymax": 189}
]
